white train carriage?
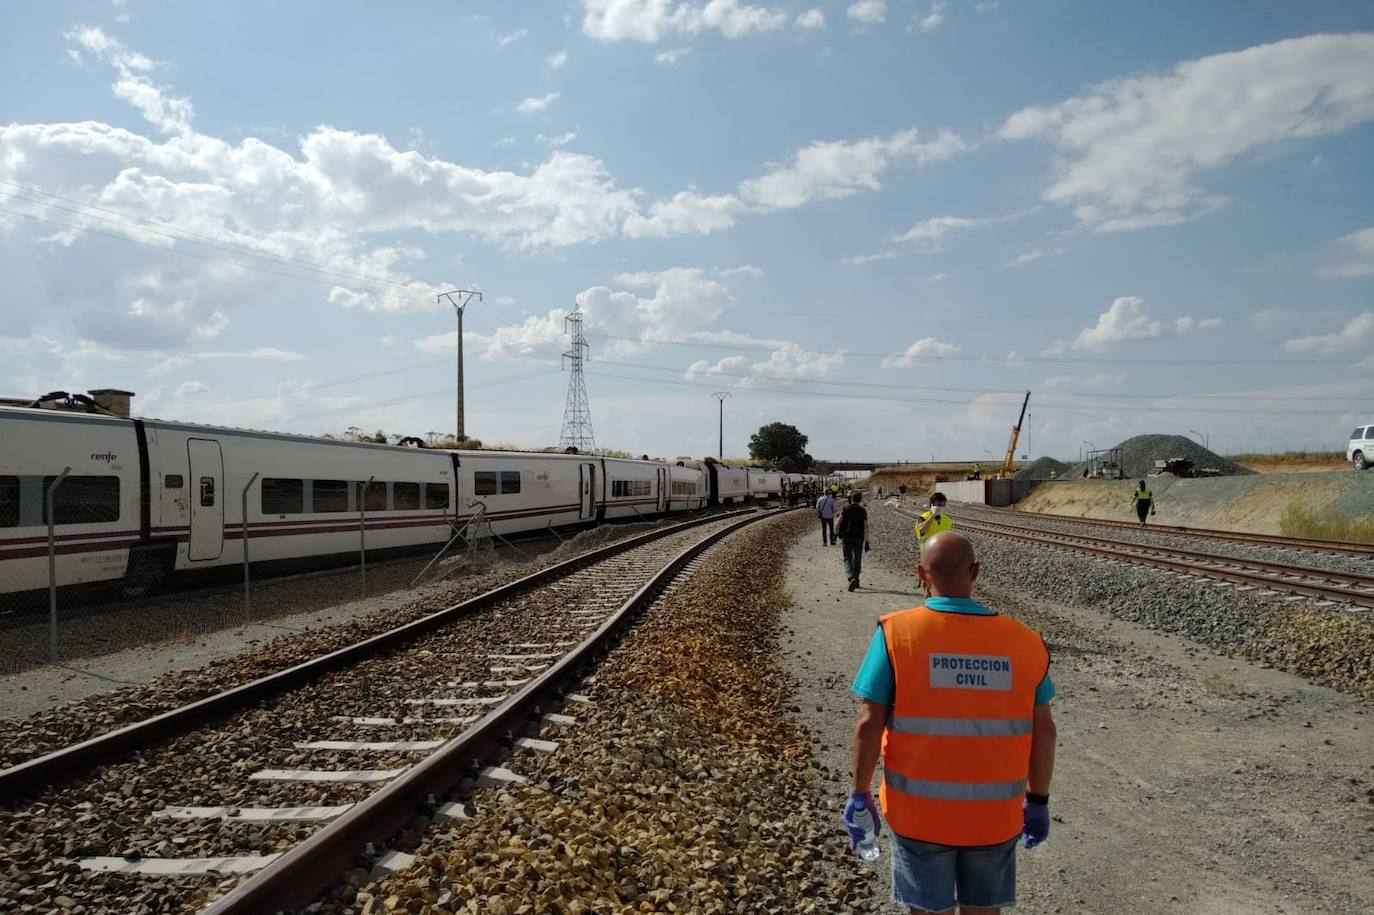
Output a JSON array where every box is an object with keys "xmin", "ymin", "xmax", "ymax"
[
  {"xmin": 747, "ymin": 468, "xmax": 784, "ymax": 500},
  {"xmin": 451, "ymin": 451, "xmax": 591, "ymax": 535},
  {"xmin": 667, "ymin": 460, "xmax": 708, "ymax": 512},
  {"xmin": 600, "ymin": 456, "xmax": 670, "ymax": 520},
  {"xmin": 702, "ymin": 461, "xmax": 749, "ymax": 505}
]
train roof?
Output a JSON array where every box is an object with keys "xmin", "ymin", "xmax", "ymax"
[{"xmin": 0, "ymin": 405, "xmax": 682, "ymax": 465}]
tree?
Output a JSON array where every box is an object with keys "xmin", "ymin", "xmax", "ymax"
[{"xmin": 748, "ymin": 422, "xmax": 813, "ymax": 472}]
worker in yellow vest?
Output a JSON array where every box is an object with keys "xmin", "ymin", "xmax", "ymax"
[
  {"xmin": 915, "ymin": 492, "xmax": 952, "ymax": 550},
  {"xmin": 1132, "ymin": 480, "xmax": 1155, "ymax": 526},
  {"xmin": 846, "ymin": 532, "xmax": 1057, "ymax": 911}
]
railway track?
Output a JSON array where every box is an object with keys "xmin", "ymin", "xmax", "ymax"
[
  {"xmin": 0, "ymin": 507, "xmax": 783, "ymax": 914},
  {"xmin": 960, "ymin": 502, "xmax": 1374, "ymax": 558},
  {"xmin": 892, "ymin": 507, "xmax": 1374, "ymax": 611}
]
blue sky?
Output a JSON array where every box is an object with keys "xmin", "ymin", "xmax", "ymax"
[{"xmin": 2, "ymin": 0, "xmax": 1372, "ymax": 462}]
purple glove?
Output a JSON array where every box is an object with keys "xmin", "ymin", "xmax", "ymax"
[
  {"xmin": 843, "ymin": 791, "xmax": 882, "ymax": 849},
  {"xmin": 1022, "ymin": 797, "xmax": 1050, "ymax": 849}
]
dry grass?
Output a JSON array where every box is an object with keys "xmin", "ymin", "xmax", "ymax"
[{"xmin": 1279, "ymin": 502, "xmax": 1374, "ymax": 545}]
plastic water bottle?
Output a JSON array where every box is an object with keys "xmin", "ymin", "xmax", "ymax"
[{"xmin": 852, "ymin": 803, "xmax": 881, "ymax": 862}]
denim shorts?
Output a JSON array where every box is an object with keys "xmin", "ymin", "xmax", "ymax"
[{"xmin": 890, "ymin": 832, "xmax": 1018, "ymax": 911}]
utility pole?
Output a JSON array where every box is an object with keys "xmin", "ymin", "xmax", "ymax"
[
  {"xmin": 438, "ymin": 289, "xmax": 482, "ymax": 443},
  {"xmin": 712, "ymin": 392, "xmax": 730, "ymax": 459}
]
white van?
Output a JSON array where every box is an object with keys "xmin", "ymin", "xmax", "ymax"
[{"xmin": 1348, "ymin": 425, "xmax": 1374, "ymax": 470}]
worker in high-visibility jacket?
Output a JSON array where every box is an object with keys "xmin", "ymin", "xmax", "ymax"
[
  {"xmin": 1132, "ymin": 479, "xmax": 1155, "ymax": 526},
  {"xmin": 846, "ymin": 532, "xmax": 1057, "ymax": 913},
  {"xmin": 914, "ymin": 492, "xmax": 952, "ymax": 547}
]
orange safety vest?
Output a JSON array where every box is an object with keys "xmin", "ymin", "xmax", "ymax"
[{"xmin": 878, "ymin": 605, "xmax": 1049, "ymax": 846}]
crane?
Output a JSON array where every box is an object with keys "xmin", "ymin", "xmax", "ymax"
[{"xmin": 1001, "ymin": 390, "xmax": 1031, "ymax": 478}]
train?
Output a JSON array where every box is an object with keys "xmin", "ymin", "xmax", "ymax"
[{"xmin": 0, "ymin": 402, "xmax": 837, "ymax": 600}]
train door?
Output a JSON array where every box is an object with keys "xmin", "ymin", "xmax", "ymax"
[
  {"xmin": 187, "ymin": 438, "xmax": 224, "ymax": 560},
  {"xmin": 579, "ymin": 462, "xmax": 596, "ymax": 521},
  {"xmin": 656, "ymin": 467, "xmax": 668, "ymax": 513}
]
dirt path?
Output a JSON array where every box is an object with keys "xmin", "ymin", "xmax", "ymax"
[{"xmin": 782, "ymin": 529, "xmax": 1374, "ymax": 913}]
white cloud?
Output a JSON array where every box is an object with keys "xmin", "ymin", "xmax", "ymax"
[
  {"xmin": 841, "ymin": 251, "xmax": 900, "ymax": 267},
  {"xmin": 1283, "ymin": 311, "xmax": 1374, "ymax": 353},
  {"xmin": 882, "ymin": 336, "xmax": 959, "ymax": 369},
  {"xmin": 739, "ymin": 128, "xmax": 966, "ymax": 210},
  {"xmin": 890, "ymin": 209, "xmax": 1032, "ymax": 253},
  {"xmin": 1251, "ymin": 308, "xmax": 1298, "ymax": 330},
  {"xmin": 496, "ymin": 28, "xmax": 528, "ymax": 47},
  {"xmin": 1042, "ymin": 372, "xmax": 1126, "ymax": 389},
  {"xmin": 516, "ymin": 92, "xmax": 561, "ymax": 113},
  {"xmin": 536, "ymin": 131, "xmax": 578, "ymax": 147},
  {"xmin": 930, "ymin": 272, "xmax": 945, "ymax": 282},
  {"xmin": 1199, "ymin": 317, "xmax": 1223, "ymax": 329},
  {"xmin": 1172, "ymin": 315, "xmax": 1224, "ymax": 333},
  {"xmin": 66, "ymin": 26, "xmax": 192, "ymax": 135},
  {"xmin": 975, "ymin": 1, "xmax": 997, "ymax": 12},
  {"xmin": 847, "ymin": 1, "xmax": 885, "ymax": 25},
  {"xmin": 719, "ymin": 264, "xmax": 764, "ymax": 277},
  {"xmin": 1000, "ymin": 33, "xmax": 1374, "ymax": 232},
  {"xmin": 176, "ymin": 380, "xmax": 209, "ymax": 396},
  {"xmin": 654, "ymin": 47, "xmax": 692, "ymax": 65},
  {"xmin": 687, "ymin": 354, "xmax": 750, "ymax": 378},
  {"xmin": 750, "ymin": 343, "xmax": 845, "ymax": 380},
  {"xmin": 917, "ymin": 1, "xmax": 945, "ymax": 32},
  {"xmin": 795, "ymin": 8, "xmax": 825, "ymax": 30},
  {"xmin": 1046, "ymin": 296, "xmax": 1162, "ymax": 354},
  {"xmin": 1006, "ymin": 247, "xmax": 1065, "ymax": 267},
  {"xmin": 547, "ymin": 49, "xmax": 569, "ymax": 68},
  {"xmin": 1315, "ymin": 226, "xmax": 1374, "ymax": 279},
  {"xmin": 1173, "ymin": 316, "xmax": 1195, "ymax": 333},
  {"xmin": 148, "ymin": 347, "xmax": 307, "ymax": 377},
  {"xmin": 622, "ymin": 190, "xmax": 745, "ymax": 238},
  {"xmin": 580, "ymin": 0, "xmax": 788, "ymax": 43},
  {"xmin": 1358, "ymin": 354, "xmax": 1374, "ymax": 370}
]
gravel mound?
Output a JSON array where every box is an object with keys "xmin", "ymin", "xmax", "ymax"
[
  {"xmin": 1015, "ymin": 457, "xmax": 1069, "ymax": 481},
  {"xmin": 1112, "ymin": 434, "xmax": 1254, "ymax": 479}
]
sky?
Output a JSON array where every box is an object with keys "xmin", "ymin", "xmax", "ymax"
[{"xmin": 2, "ymin": 0, "xmax": 1373, "ymax": 463}]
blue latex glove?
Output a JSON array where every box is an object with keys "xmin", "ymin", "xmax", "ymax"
[
  {"xmin": 1022, "ymin": 797, "xmax": 1050, "ymax": 849},
  {"xmin": 843, "ymin": 791, "xmax": 882, "ymax": 849}
]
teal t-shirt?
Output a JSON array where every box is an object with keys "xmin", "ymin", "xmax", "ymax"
[{"xmin": 851, "ymin": 596, "xmax": 1056, "ymax": 706}]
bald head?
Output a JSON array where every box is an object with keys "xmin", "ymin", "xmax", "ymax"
[{"xmin": 918, "ymin": 531, "xmax": 979, "ymax": 597}]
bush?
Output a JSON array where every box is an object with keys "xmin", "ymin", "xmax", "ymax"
[{"xmin": 1279, "ymin": 501, "xmax": 1374, "ymax": 544}]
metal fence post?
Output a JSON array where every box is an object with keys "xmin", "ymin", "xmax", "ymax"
[
  {"xmin": 46, "ymin": 466, "xmax": 71, "ymax": 662},
  {"xmin": 360, "ymin": 476, "xmax": 374, "ymax": 598},
  {"xmin": 242, "ymin": 472, "xmax": 260, "ymax": 621}
]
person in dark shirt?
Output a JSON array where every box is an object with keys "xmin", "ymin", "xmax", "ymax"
[{"xmin": 836, "ymin": 492, "xmax": 871, "ymax": 591}]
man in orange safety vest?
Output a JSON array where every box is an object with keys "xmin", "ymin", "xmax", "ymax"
[{"xmin": 845, "ymin": 532, "xmax": 1058, "ymax": 913}]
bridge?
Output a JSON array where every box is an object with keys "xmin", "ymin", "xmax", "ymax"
[{"xmin": 817, "ymin": 460, "xmax": 992, "ymax": 472}]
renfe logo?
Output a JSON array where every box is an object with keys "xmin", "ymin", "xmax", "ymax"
[{"xmin": 90, "ymin": 452, "xmax": 118, "ymax": 463}]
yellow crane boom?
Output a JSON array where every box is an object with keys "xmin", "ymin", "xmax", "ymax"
[{"xmin": 1001, "ymin": 390, "xmax": 1031, "ymax": 478}]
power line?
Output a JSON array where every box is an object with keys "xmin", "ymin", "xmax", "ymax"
[
  {"xmin": 582, "ymin": 368, "xmax": 1358, "ymax": 417},
  {"xmin": 590, "ymin": 358, "xmax": 1374, "ymax": 403},
  {"xmin": 584, "ymin": 332, "xmax": 1333, "ymax": 367},
  {"xmin": 279, "ymin": 366, "xmax": 559, "ymax": 423}
]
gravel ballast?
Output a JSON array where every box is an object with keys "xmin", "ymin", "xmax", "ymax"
[
  {"xmin": 868, "ymin": 506, "xmax": 1374, "ymax": 701},
  {"xmin": 327, "ymin": 509, "xmax": 870, "ymax": 914}
]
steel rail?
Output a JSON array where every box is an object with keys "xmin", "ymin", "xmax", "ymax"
[
  {"xmin": 895, "ymin": 507, "xmax": 1374, "ymax": 609},
  {"xmin": 957, "ymin": 503, "xmax": 1374, "ymax": 558},
  {"xmin": 957, "ymin": 516, "xmax": 1374, "ymax": 591},
  {"xmin": 201, "ymin": 507, "xmax": 783, "ymax": 914},
  {"xmin": 0, "ymin": 508, "xmax": 755, "ymax": 803}
]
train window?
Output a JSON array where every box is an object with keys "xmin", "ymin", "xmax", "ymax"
[
  {"xmin": 165, "ymin": 474, "xmax": 184, "ymax": 489},
  {"xmin": 41, "ymin": 475, "xmax": 120, "ymax": 525},
  {"xmin": 473, "ymin": 472, "xmax": 498, "ymax": 496},
  {"xmin": 0, "ymin": 476, "xmax": 17, "ymax": 527},
  {"xmin": 425, "ymin": 482, "xmax": 449, "ymax": 509},
  {"xmin": 500, "ymin": 471, "xmax": 521, "ymax": 494},
  {"xmin": 612, "ymin": 480, "xmax": 651, "ymax": 497},
  {"xmin": 312, "ymin": 480, "xmax": 349, "ymax": 513},
  {"xmin": 393, "ymin": 482, "xmax": 421, "ymax": 510},
  {"xmin": 261, "ymin": 478, "xmax": 303, "ymax": 514},
  {"xmin": 199, "ymin": 477, "xmax": 215, "ymax": 507},
  {"xmin": 671, "ymin": 481, "xmax": 697, "ymax": 496},
  {"xmin": 361, "ymin": 481, "xmax": 387, "ymax": 512}
]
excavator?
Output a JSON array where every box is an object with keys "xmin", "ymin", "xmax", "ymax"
[{"xmin": 999, "ymin": 390, "xmax": 1031, "ymax": 478}]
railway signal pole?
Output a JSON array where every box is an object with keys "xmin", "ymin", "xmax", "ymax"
[
  {"xmin": 712, "ymin": 392, "xmax": 730, "ymax": 459},
  {"xmin": 438, "ymin": 289, "xmax": 482, "ymax": 444}
]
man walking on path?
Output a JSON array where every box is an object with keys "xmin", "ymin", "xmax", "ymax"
[
  {"xmin": 837, "ymin": 492, "xmax": 870, "ymax": 591},
  {"xmin": 817, "ymin": 490, "xmax": 837, "ymax": 545},
  {"xmin": 845, "ymin": 532, "xmax": 1057, "ymax": 914},
  {"xmin": 1132, "ymin": 480, "xmax": 1155, "ymax": 526}
]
